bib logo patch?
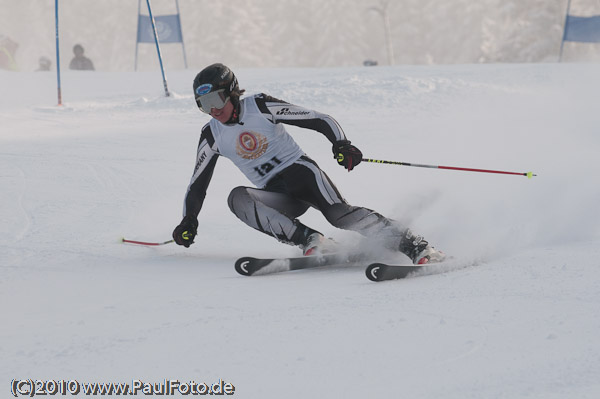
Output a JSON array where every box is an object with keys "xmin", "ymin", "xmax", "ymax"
[{"xmin": 236, "ymin": 132, "xmax": 268, "ymax": 159}]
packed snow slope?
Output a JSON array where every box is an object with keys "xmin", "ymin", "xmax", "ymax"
[{"xmin": 1, "ymin": 64, "xmax": 600, "ymax": 398}]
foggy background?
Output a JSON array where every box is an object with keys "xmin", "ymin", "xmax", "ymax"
[{"xmin": 2, "ymin": 0, "xmax": 600, "ymax": 72}]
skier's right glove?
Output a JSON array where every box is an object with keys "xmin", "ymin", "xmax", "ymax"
[{"xmin": 172, "ymin": 216, "xmax": 198, "ymax": 248}]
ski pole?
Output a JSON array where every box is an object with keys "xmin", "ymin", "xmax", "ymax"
[
  {"xmin": 122, "ymin": 238, "xmax": 174, "ymax": 246},
  {"xmin": 362, "ymin": 158, "xmax": 537, "ymax": 178}
]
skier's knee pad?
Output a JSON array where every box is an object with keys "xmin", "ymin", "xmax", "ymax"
[{"xmin": 227, "ymin": 186, "xmax": 251, "ymax": 215}]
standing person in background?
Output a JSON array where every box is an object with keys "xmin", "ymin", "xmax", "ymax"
[
  {"xmin": 69, "ymin": 44, "xmax": 94, "ymax": 71},
  {"xmin": 172, "ymin": 63, "xmax": 446, "ymax": 265},
  {"xmin": 0, "ymin": 35, "xmax": 19, "ymax": 71},
  {"xmin": 36, "ymin": 56, "xmax": 51, "ymax": 71}
]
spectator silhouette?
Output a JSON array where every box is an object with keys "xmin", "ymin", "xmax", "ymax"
[
  {"xmin": 37, "ymin": 56, "xmax": 51, "ymax": 71},
  {"xmin": 69, "ymin": 44, "xmax": 94, "ymax": 71},
  {"xmin": 0, "ymin": 34, "xmax": 19, "ymax": 71}
]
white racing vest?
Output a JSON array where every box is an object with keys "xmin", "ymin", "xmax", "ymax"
[{"xmin": 209, "ymin": 95, "xmax": 305, "ymax": 187}]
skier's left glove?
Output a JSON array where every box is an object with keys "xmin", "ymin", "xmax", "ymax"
[
  {"xmin": 333, "ymin": 140, "xmax": 362, "ymax": 171},
  {"xmin": 172, "ymin": 216, "xmax": 198, "ymax": 248}
]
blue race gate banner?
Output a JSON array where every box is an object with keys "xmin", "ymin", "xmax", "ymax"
[
  {"xmin": 563, "ymin": 15, "xmax": 600, "ymax": 43},
  {"xmin": 134, "ymin": 0, "xmax": 188, "ymax": 70},
  {"xmin": 559, "ymin": 0, "xmax": 600, "ymax": 61},
  {"xmin": 137, "ymin": 14, "xmax": 183, "ymax": 43}
]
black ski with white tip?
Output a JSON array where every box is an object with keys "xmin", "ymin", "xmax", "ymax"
[
  {"xmin": 365, "ymin": 263, "xmax": 425, "ymax": 282},
  {"xmin": 235, "ymin": 253, "xmax": 352, "ymax": 276}
]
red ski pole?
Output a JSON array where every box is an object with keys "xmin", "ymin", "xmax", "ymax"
[
  {"xmin": 362, "ymin": 158, "xmax": 536, "ymax": 178},
  {"xmin": 122, "ymin": 238, "xmax": 174, "ymax": 246}
]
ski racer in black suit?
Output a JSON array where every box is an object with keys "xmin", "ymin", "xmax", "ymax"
[{"xmin": 173, "ymin": 63, "xmax": 444, "ymax": 264}]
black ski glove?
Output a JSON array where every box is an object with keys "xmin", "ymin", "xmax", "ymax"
[
  {"xmin": 332, "ymin": 140, "xmax": 362, "ymax": 171},
  {"xmin": 172, "ymin": 216, "xmax": 198, "ymax": 248}
]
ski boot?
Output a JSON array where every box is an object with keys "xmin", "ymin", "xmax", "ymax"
[
  {"xmin": 301, "ymin": 233, "xmax": 338, "ymax": 256},
  {"xmin": 399, "ymin": 231, "xmax": 445, "ymax": 265}
]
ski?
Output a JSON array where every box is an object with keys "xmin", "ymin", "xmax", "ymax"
[
  {"xmin": 235, "ymin": 253, "xmax": 356, "ymax": 276},
  {"xmin": 365, "ymin": 263, "xmax": 425, "ymax": 282}
]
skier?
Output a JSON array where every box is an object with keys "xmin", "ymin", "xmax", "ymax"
[{"xmin": 172, "ymin": 63, "xmax": 445, "ymax": 265}]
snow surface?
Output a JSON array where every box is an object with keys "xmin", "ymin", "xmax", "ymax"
[{"xmin": 2, "ymin": 64, "xmax": 600, "ymax": 398}]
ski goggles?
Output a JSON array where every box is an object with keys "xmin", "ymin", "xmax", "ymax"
[{"xmin": 195, "ymin": 89, "xmax": 230, "ymax": 114}]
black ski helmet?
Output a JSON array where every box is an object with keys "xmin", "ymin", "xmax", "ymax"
[{"xmin": 193, "ymin": 63, "xmax": 239, "ymax": 110}]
